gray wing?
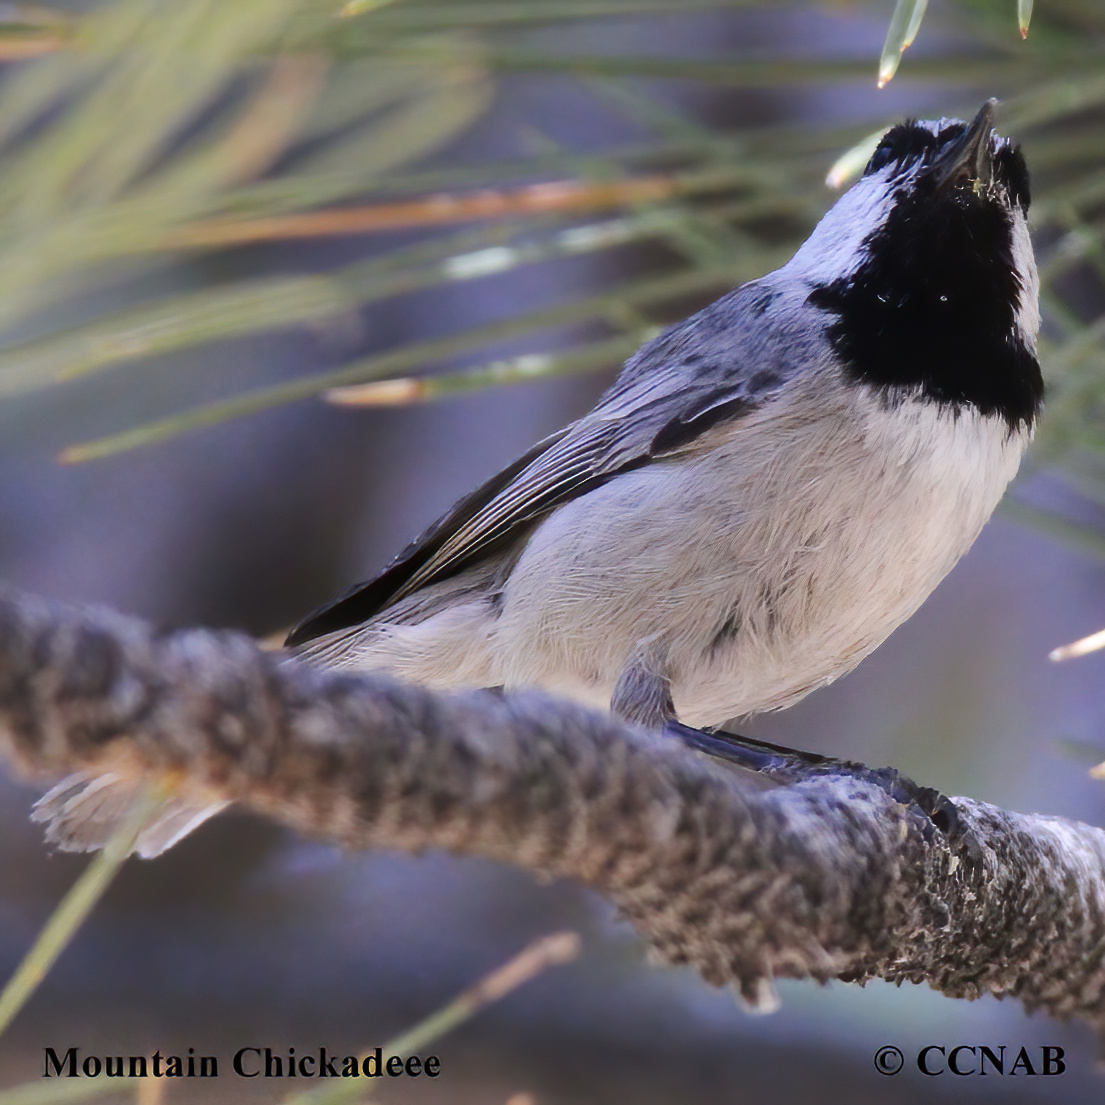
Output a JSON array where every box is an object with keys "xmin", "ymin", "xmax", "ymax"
[{"xmin": 286, "ymin": 278, "xmax": 806, "ymax": 645}]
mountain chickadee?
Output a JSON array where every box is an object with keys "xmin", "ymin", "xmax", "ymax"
[{"xmin": 35, "ymin": 100, "xmax": 1042, "ymax": 856}]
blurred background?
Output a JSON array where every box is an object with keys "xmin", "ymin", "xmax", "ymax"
[{"xmin": 1, "ymin": 0, "xmax": 1105, "ymax": 1101}]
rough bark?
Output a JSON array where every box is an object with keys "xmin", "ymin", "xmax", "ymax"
[{"xmin": 1, "ymin": 585, "xmax": 1104, "ymax": 1030}]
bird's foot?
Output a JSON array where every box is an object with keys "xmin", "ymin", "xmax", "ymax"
[{"xmin": 664, "ymin": 720, "xmax": 971, "ymax": 849}]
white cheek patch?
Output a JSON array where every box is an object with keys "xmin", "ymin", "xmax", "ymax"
[
  {"xmin": 1009, "ymin": 213, "xmax": 1040, "ymax": 348},
  {"xmin": 783, "ymin": 172, "xmax": 897, "ymax": 286}
]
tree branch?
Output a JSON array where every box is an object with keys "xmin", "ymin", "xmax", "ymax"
[{"xmin": 1, "ymin": 585, "xmax": 1104, "ymax": 1031}]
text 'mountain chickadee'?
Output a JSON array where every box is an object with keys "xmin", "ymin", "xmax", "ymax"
[{"xmin": 35, "ymin": 100, "xmax": 1043, "ymax": 856}]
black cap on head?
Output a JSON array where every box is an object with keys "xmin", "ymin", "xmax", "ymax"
[
  {"xmin": 865, "ymin": 99, "xmax": 1029, "ymax": 213},
  {"xmin": 810, "ymin": 102, "xmax": 1042, "ymax": 430}
]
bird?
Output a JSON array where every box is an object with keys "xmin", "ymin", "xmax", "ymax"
[{"xmin": 33, "ymin": 100, "xmax": 1043, "ymax": 856}]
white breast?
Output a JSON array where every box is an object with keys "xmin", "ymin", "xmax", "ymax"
[{"xmin": 489, "ymin": 377, "xmax": 1030, "ymax": 727}]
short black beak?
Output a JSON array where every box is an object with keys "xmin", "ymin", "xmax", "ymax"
[{"xmin": 934, "ymin": 98, "xmax": 997, "ymax": 192}]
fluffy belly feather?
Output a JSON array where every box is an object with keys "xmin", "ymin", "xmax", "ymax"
[
  {"xmin": 316, "ymin": 383, "xmax": 1029, "ymax": 730},
  {"xmin": 488, "ymin": 387, "xmax": 1029, "ymax": 726}
]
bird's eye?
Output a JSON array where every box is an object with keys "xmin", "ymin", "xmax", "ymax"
[
  {"xmin": 993, "ymin": 140, "xmax": 1031, "ymax": 212},
  {"xmin": 867, "ymin": 143, "xmax": 897, "ymax": 174},
  {"xmin": 864, "ymin": 122, "xmax": 941, "ymax": 177}
]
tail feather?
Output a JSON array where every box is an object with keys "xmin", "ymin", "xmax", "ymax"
[{"xmin": 31, "ymin": 772, "xmax": 230, "ymax": 859}]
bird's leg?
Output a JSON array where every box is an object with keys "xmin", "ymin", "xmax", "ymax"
[
  {"xmin": 665, "ymin": 721, "xmax": 834, "ymax": 777},
  {"xmin": 610, "ymin": 648, "xmax": 964, "ymax": 844},
  {"xmin": 610, "ymin": 642, "xmax": 676, "ymax": 729},
  {"xmin": 612, "ymin": 646, "xmax": 841, "ymax": 774},
  {"xmin": 612, "ymin": 648, "xmax": 834, "ymax": 774},
  {"xmin": 662, "ymin": 721, "xmax": 968, "ymax": 847}
]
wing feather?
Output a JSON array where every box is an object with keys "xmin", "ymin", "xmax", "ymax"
[{"xmin": 286, "ymin": 278, "xmax": 807, "ymax": 646}]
